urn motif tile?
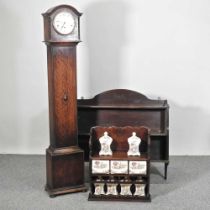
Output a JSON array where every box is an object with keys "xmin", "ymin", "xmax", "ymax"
[
  {"xmin": 110, "ymin": 160, "xmax": 128, "ymax": 174},
  {"xmin": 134, "ymin": 184, "xmax": 145, "ymax": 196},
  {"xmin": 94, "ymin": 183, "xmax": 105, "ymax": 195},
  {"xmin": 120, "ymin": 184, "xmax": 132, "ymax": 196},
  {"xmin": 129, "ymin": 161, "xmax": 147, "ymax": 174},
  {"xmin": 106, "ymin": 183, "xmax": 118, "ymax": 195},
  {"xmin": 92, "ymin": 160, "xmax": 109, "ymax": 174}
]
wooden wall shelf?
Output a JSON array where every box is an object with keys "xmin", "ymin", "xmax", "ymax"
[
  {"xmin": 77, "ymin": 89, "xmax": 169, "ymax": 179},
  {"xmin": 88, "ymin": 126, "xmax": 151, "ymax": 202}
]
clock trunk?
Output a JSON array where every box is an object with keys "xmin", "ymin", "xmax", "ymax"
[{"xmin": 47, "ymin": 44, "xmax": 78, "ymax": 148}]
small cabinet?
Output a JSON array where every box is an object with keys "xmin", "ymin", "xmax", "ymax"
[{"xmin": 88, "ymin": 126, "xmax": 151, "ymax": 202}]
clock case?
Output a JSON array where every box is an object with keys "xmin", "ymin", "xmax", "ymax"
[{"xmin": 42, "ymin": 5, "xmax": 86, "ymax": 197}]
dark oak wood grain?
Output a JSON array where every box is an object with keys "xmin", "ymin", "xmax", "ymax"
[{"xmin": 43, "ymin": 5, "xmax": 86, "ymax": 197}]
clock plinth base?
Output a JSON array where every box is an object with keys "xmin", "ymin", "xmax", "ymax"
[
  {"xmin": 46, "ymin": 146, "xmax": 87, "ymax": 197},
  {"xmin": 45, "ymin": 184, "xmax": 87, "ymax": 197}
]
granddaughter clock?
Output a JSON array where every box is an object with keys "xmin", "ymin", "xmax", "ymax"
[{"xmin": 42, "ymin": 5, "xmax": 86, "ymax": 197}]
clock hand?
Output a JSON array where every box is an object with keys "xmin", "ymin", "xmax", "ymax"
[{"xmin": 61, "ymin": 22, "xmax": 66, "ymax": 29}]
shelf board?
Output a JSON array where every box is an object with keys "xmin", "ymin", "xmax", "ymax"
[
  {"xmin": 88, "ymin": 193, "xmax": 151, "ymax": 202},
  {"xmin": 151, "ymin": 160, "xmax": 169, "ymax": 163},
  {"xmin": 78, "ymin": 104, "xmax": 167, "ymax": 110},
  {"xmin": 151, "ymin": 132, "xmax": 167, "ymax": 136},
  {"xmin": 78, "ymin": 132, "xmax": 167, "ymax": 137},
  {"xmin": 91, "ymin": 180, "xmax": 147, "ymax": 184},
  {"xmin": 90, "ymin": 151, "xmax": 149, "ymax": 161},
  {"xmin": 91, "ymin": 173, "xmax": 148, "ymax": 177}
]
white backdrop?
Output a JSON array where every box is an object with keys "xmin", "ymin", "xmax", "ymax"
[{"xmin": 0, "ymin": 0, "xmax": 210, "ymax": 155}]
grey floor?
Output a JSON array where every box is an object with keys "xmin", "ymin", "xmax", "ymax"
[{"xmin": 0, "ymin": 155, "xmax": 210, "ymax": 210}]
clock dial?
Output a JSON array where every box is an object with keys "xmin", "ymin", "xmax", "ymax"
[{"xmin": 53, "ymin": 12, "xmax": 75, "ymax": 35}]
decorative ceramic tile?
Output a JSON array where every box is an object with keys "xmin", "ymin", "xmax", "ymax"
[
  {"xmin": 92, "ymin": 160, "xmax": 109, "ymax": 174},
  {"xmin": 110, "ymin": 161, "xmax": 128, "ymax": 174},
  {"xmin": 134, "ymin": 184, "xmax": 145, "ymax": 196},
  {"xmin": 129, "ymin": 161, "xmax": 147, "ymax": 174},
  {"xmin": 94, "ymin": 183, "xmax": 105, "ymax": 195},
  {"xmin": 120, "ymin": 184, "xmax": 132, "ymax": 196},
  {"xmin": 99, "ymin": 132, "xmax": 113, "ymax": 156},
  {"xmin": 127, "ymin": 132, "xmax": 141, "ymax": 156},
  {"xmin": 106, "ymin": 183, "xmax": 118, "ymax": 195}
]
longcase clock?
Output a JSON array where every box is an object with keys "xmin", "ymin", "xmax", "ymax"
[{"xmin": 42, "ymin": 5, "xmax": 86, "ymax": 197}]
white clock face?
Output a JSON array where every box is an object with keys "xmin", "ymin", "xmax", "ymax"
[{"xmin": 53, "ymin": 11, "xmax": 75, "ymax": 35}]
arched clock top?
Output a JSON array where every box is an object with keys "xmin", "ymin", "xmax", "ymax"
[
  {"xmin": 42, "ymin": 4, "xmax": 82, "ymax": 17},
  {"xmin": 42, "ymin": 4, "xmax": 82, "ymax": 42}
]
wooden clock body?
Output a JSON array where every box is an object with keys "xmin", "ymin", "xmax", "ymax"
[{"xmin": 42, "ymin": 5, "xmax": 86, "ymax": 197}]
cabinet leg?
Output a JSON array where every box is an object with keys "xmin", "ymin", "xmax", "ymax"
[
  {"xmin": 49, "ymin": 194, "xmax": 56, "ymax": 198},
  {"xmin": 164, "ymin": 162, "xmax": 169, "ymax": 179}
]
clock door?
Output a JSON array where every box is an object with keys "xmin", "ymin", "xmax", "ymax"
[{"xmin": 49, "ymin": 45, "xmax": 78, "ymax": 148}]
